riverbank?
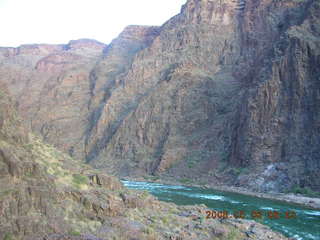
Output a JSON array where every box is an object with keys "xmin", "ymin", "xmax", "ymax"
[{"xmin": 122, "ymin": 176, "xmax": 320, "ymax": 210}]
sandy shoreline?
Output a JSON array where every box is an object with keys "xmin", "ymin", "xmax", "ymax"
[{"xmin": 122, "ymin": 176, "xmax": 320, "ymax": 210}]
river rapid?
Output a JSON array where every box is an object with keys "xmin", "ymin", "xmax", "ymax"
[{"xmin": 122, "ymin": 180, "xmax": 320, "ymax": 240}]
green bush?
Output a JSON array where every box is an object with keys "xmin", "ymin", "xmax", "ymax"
[
  {"xmin": 187, "ymin": 161, "xmax": 196, "ymax": 168},
  {"xmin": 226, "ymin": 229, "xmax": 239, "ymax": 240},
  {"xmin": 179, "ymin": 178, "xmax": 193, "ymax": 184},
  {"xmin": 144, "ymin": 175, "xmax": 159, "ymax": 181},
  {"xmin": 292, "ymin": 186, "xmax": 305, "ymax": 194},
  {"xmin": 4, "ymin": 233, "xmax": 13, "ymax": 240},
  {"xmin": 69, "ymin": 230, "xmax": 81, "ymax": 236},
  {"xmin": 229, "ymin": 167, "xmax": 249, "ymax": 176},
  {"xmin": 141, "ymin": 190, "xmax": 149, "ymax": 199},
  {"xmin": 161, "ymin": 216, "xmax": 169, "ymax": 224},
  {"xmin": 143, "ymin": 226, "xmax": 155, "ymax": 235},
  {"xmin": 24, "ymin": 143, "xmax": 34, "ymax": 152},
  {"xmin": 0, "ymin": 189, "xmax": 14, "ymax": 198},
  {"xmin": 291, "ymin": 186, "xmax": 320, "ymax": 197},
  {"xmin": 72, "ymin": 174, "xmax": 89, "ymax": 186},
  {"xmin": 221, "ymin": 151, "xmax": 230, "ymax": 163}
]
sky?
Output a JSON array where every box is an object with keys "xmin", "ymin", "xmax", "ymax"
[{"xmin": 0, "ymin": 0, "xmax": 187, "ymax": 47}]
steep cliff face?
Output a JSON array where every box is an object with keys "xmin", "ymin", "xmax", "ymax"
[
  {"xmin": 0, "ymin": 39, "xmax": 106, "ymax": 160},
  {"xmin": 0, "ymin": 83, "xmax": 289, "ymax": 240},
  {"xmin": 0, "ymin": 85, "xmax": 122, "ymax": 239},
  {"xmin": 229, "ymin": 0, "xmax": 320, "ymax": 192},
  {"xmin": 0, "ymin": 0, "xmax": 319, "ymax": 193},
  {"xmin": 86, "ymin": 0, "xmax": 320, "ymax": 192},
  {"xmin": 87, "ymin": 0, "xmax": 243, "ymax": 177}
]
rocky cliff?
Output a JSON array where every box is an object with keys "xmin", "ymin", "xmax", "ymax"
[
  {"xmin": 0, "ymin": 0, "xmax": 319, "ymax": 193},
  {"xmin": 0, "ymin": 80, "xmax": 289, "ymax": 239}
]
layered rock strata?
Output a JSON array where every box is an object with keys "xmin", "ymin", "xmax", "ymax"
[
  {"xmin": 0, "ymin": 0, "xmax": 319, "ymax": 193},
  {"xmin": 0, "ymin": 84, "xmax": 288, "ymax": 240}
]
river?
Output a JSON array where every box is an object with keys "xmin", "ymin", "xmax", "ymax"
[{"xmin": 122, "ymin": 180, "xmax": 320, "ymax": 240}]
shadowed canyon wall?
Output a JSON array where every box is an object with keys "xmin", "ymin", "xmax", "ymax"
[{"xmin": 0, "ymin": 0, "xmax": 319, "ymax": 192}]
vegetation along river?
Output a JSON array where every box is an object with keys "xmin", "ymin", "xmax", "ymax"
[{"xmin": 122, "ymin": 180, "xmax": 320, "ymax": 240}]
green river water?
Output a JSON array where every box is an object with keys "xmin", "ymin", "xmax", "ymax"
[{"xmin": 122, "ymin": 180, "xmax": 320, "ymax": 240}]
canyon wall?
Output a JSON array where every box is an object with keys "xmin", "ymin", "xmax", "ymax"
[
  {"xmin": 0, "ymin": 0, "xmax": 319, "ymax": 192},
  {"xmin": 0, "ymin": 67, "xmax": 288, "ymax": 240}
]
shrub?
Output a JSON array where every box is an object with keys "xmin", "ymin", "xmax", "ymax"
[
  {"xmin": 4, "ymin": 233, "xmax": 13, "ymax": 240},
  {"xmin": 161, "ymin": 216, "xmax": 169, "ymax": 224},
  {"xmin": 69, "ymin": 230, "xmax": 81, "ymax": 236},
  {"xmin": 226, "ymin": 229, "xmax": 239, "ymax": 240},
  {"xmin": 179, "ymin": 178, "xmax": 192, "ymax": 184},
  {"xmin": 72, "ymin": 174, "xmax": 89, "ymax": 186},
  {"xmin": 24, "ymin": 143, "xmax": 34, "ymax": 152},
  {"xmin": 187, "ymin": 161, "xmax": 195, "ymax": 168},
  {"xmin": 229, "ymin": 168, "xmax": 241, "ymax": 176},
  {"xmin": 143, "ymin": 226, "xmax": 155, "ymax": 235},
  {"xmin": 291, "ymin": 186, "xmax": 320, "ymax": 197},
  {"xmin": 141, "ymin": 190, "xmax": 149, "ymax": 199},
  {"xmin": 144, "ymin": 175, "xmax": 159, "ymax": 181},
  {"xmin": 229, "ymin": 167, "xmax": 249, "ymax": 176}
]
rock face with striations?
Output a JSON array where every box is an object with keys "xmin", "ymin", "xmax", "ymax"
[
  {"xmin": 0, "ymin": 81, "xmax": 289, "ymax": 240},
  {"xmin": 0, "ymin": 39, "xmax": 106, "ymax": 161},
  {"xmin": 0, "ymin": 0, "xmax": 319, "ymax": 193}
]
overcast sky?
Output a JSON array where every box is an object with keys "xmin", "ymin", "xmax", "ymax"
[{"xmin": 0, "ymin": 0, "xmax": 187, "ymax": 47}]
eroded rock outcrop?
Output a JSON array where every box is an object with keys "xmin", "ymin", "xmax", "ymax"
[
  {"xmin": 0, "ymin": 0, "xmax": 319, "ymax": 193},
  {"xmin": 0, "ymin": 81, "xmax": 288, "ymax": 240}
]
